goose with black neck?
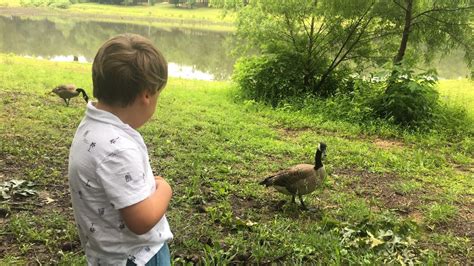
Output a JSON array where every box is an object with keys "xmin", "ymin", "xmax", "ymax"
[{"xmin": 260, "ymin": 142, "xmax": 327, "ymax": 210}]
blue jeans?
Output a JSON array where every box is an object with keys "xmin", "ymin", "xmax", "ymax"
[{"xmin": 126, "ymin": 243, "xmax": 171, "ymax": 266}]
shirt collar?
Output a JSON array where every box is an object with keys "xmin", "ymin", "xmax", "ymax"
[
  {"xmin": 85, "ymin": 102, "xmax": 146, "ymax": 149},
  {"xmin": 85, "ymin": 101, "xmax": 129, "ymax": 128}
]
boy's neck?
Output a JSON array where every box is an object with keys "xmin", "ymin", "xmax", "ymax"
[{"xmin": 95, "ymin": 101, "xmax": 142, "ymax": 129}]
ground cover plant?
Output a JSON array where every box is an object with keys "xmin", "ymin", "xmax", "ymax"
[{"xmin": 0, "ymin": 54, "xmax": 473, "ymax": 264}]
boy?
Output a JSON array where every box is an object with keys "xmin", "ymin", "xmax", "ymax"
[{"xmin": 68, "ymin": 33, "xmax": 172, "ymax": 266}]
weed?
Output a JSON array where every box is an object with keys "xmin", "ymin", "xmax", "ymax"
[{"xmin": 424, "ymin": 203, "xmax": 458, "ymax": 225}]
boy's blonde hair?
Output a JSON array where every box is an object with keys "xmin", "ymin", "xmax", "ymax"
[{"xmin": 92, "ymin": 33, "xmax": 168, "ymax": 107}]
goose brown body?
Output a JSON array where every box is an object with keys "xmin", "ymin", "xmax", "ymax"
[
  {"xmin": 52, "ymin": 84, "xmax": 89, "ymax": 106},
  {"xmin": 269, "ymin": 164, "xmax": 326, "ymax": 196},
  {"xmin": 260, "ymin": 142, "xmax": 327, "ymax": 209}
]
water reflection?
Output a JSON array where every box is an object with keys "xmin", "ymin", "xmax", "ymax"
[
  {"xmin": 0, "ymin": 16, "xmax": 235, "ymax": 80},
  {"xmin": 0, "ymin": 15, "xmax": 469, "ymax": 80}
]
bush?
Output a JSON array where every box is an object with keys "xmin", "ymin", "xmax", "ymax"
[
  {"xmin": 372, "ymin": 66, "xmax": 440, "ymax": 127},
  {"xmin": 209, "ymin": 0, "xmax": 246, "ymax": 9},
  {"xmin": 233, "ymin": 54, "xmax": 306, "ymax": 106},
  {"xmin": 233, "ymin": 53, "xmax": 348, "ymax": 106}
]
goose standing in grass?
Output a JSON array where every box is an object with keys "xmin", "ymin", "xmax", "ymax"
[
  {"xmin": 260, "ymin": 142, "xmax": 327, "ymax": 210},
  {"xmin": 52, "ymin": 84, "xmax": 89, "ymax": 106}
]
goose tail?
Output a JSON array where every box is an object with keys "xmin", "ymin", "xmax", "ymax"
[{"xmin": 259, "ymin": 175, "xmax": 275, "ymax": 187}]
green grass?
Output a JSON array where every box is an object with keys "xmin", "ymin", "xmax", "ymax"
[
  {"xmin": 438, "ymin": 79, "xmax": 474, "ymax": 119},
  {"xmin": 0, "ymin": 53, "xmax": 473, "ymax": 264},
  {"xmin": 0, "ymin": 0, "xmax": 21, "ymax": 7},
  {"xmin": 70, "ymin": 2, "xmax": 234, "ymax": 23}
]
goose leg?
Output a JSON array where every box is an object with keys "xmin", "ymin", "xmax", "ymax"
[
  {"xmin": 64, "ymin": 98, "xmax": 69, "ymax": 106},
  {"xmin": 291, "ymin": 195, "xmax": 296, "ymax": 204},
  {"xmin": 298, "ymin": 195, "xmax": 308, "ymax": 210}
]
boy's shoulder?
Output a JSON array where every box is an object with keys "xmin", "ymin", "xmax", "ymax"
[{"xmin": 74, "ymin": 118, "xmax": 142, "ymax": 156}]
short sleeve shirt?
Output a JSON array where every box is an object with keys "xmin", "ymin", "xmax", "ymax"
[{"xmin": 68, "ymin": 102, "xmax": 173, "ymax": 266}]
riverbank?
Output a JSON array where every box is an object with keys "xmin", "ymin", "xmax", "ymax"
[{"xmin": 0, "ymin": 2, "xmax": 235, "ymax": 31}]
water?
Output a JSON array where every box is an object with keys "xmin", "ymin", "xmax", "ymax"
[
  {"xmin": 0, "ymin": 16, "xmax": 235, "ymax": 80},
  {"xmin": 0, "ymin": 15, "xmax": 469, "ymax": 80}
]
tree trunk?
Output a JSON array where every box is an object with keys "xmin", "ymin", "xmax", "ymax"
[{"xmin": 393, "ymin": 0, "xmax": 413, "ymax": 64}]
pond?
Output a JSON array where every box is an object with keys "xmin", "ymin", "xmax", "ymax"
[
  {"xmin": 0, "ymin": 15, "xmax": 469, "ymax": 80},
  {"xmin": 0, "ymin": 15, "xmax": 236, "ymax": 80}
]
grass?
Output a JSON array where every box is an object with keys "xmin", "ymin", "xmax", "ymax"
[
  {"xmin": 438, "ymin": 79, "xmax": 474, "ymax": 119},
  {"xmin": 0, "ymin": 1, "xmax": 235, "ymax": 31},
  {"xmin": 0, "ymin": 53, "xmax": 473, "ymax": 264}
]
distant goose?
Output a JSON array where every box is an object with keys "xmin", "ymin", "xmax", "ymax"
[
  {"xmin": 52, "ymin": 84, "xmax": 89, "ymax": 106},
  {"xmin": 260, "ymin": 142, "xmax": 327, "ymax": 210}
]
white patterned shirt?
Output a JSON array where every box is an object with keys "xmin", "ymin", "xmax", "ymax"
[{"xmin": 68, "ymin": 102, "xmax": 173, "ymax": 266}]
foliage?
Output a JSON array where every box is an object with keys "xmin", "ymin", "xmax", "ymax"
[
  {"xmin": 233, "ymin": 53, "xmax": 348, "ymax": 105},
  {"xmin": 425, "ymin": 203, "xmax": 458, "ymax": 225},
  {"xmin": 84, "ymin": 0, "xmax": 156, "ymax": 5},
  {"xmin": 0, "ymin": 180, "xmax": 37, "ymax": 200},
  {"xmin": 169, "ymin": 0, "xmax": 196, "ymax": 8},
  {"xmin": 233, "ymin": 54, "xmax": 305, "ymax": 106},
  {"xmin": 374, "ymin": 0, "xmax": 473, "ymax": 65},
  {"xmin": 234, "ymin": 0, "xmax": 473, "ymax": 110},
  {"xmin": 235, "ymin": 0, "xmax": 378, "ymax": 98},
  {"xmin": 20, "ymin": 0, "xmax": 71, "ymax": 8},
  {"xmin": 372, "ymin": 66, "xmax": 440, "ymax": 127},
  {"xmin": 339, "ymin": 218, "xmax": 420, "ymax": 265},
  {"xmin": 209, "ymin": 0, "xmax": 247, "ymax": 9}
]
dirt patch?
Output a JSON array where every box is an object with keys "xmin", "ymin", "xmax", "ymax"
[
  {"xmin": 373, "ymin": 138, "xmax": 404, "ymax": 150},
  {"xmin": 453, "ymin": 164, "xmax": 474, "ymax": 175},
  {"xmin": 335, "ymin": 168, "xmax": 426, "ymax": 214},
  {"xmin": 229, "ymin": 194, "xmax": 263, "ymax": 218},
  {"xmin": 274, "ymin": 127, "xmax": 311, "ymax": 138},
  {"xmin": 435, "ymin": 200, "xmax": 474, "ymax": 240},
  {"xmin": 334, "ymin": 168, "xmax": 473, "ymax": 241}
]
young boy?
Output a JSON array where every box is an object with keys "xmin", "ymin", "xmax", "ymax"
[{"xmin": 68, "ymin": 33, "xmax": 173, "ymax": 265}]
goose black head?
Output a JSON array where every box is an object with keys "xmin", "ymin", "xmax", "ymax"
[
  {"xmin": 314, "ymin": 142, "xmax": 327, "ymax": 169},
  {"xmin": 318, "ymin": 142, "xmax": 327, "ymax": 158}
]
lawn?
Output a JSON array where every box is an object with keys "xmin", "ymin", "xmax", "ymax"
[
  {"xmin": 0, "ymin": 54, "xmax": 473, "ymax": 264},
  {"xmin": 438, "ymin": 79, "xmax": 474, "ymax": 119}
]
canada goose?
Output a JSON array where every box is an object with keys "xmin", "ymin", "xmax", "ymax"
[
  {"xmin": 52, "ymin": 84, "xmax": 89, "ymax": 106},
  {"xmin": 260, "ymin": 142, "xmax": 327, "ymax": 210}
]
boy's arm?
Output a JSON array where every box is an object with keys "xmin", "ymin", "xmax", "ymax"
[{"xmin": 119, "ymin": 177, "xmax": 172, "ymax": 235}]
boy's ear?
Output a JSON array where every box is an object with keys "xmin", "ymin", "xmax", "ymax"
[{"xmin": 139, "ymin": 90, "xmax": 151, "ymax": 104}]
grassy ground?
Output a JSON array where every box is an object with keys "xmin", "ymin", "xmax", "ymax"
[
  {"xmin": 438, "ymin": 79, "xmax": 474, "ymax": 119},
  {"xmin": 0, "ymin": 54, "xmax": 473, "ymax": 264},
  {"xmin": 0, "ymin": 1, "xmax": 235, "ymax": 31}
]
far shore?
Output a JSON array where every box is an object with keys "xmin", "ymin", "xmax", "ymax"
[{"xmin": 0, "ymin": 5, "xmax": 235, "ymax": 32}]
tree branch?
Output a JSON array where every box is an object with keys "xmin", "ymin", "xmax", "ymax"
[
  {"xmin": 412, "ymin": 5, "xmax": 474, "ymax": 21},
  {"xmin": 392, "ymin": 0, "xmax": 407, "ymax": 12}
]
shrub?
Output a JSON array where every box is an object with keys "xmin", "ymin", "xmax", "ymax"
[
  {"xmin": 372, "ymin": 66, "xmax": 440, "ymax": 127},
  {"xmin": 233, "ymin": 53, "xmax": 347, "ymax": 106},
  {"xmin": 233, "ymin": 54, "xmax": 306, "ymax": 106}
]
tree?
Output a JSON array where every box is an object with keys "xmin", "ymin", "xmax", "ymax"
[
  {"xmin": 235, "ymin": 0, "xmax": 380, "ymax": 97},
  {"xmin": 234, "ymin": 0, "xmax": 473, "ymax": 104},
  {"xmin": 387, "ymin": 0, "xmax": 473, "ymax": 65}
]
